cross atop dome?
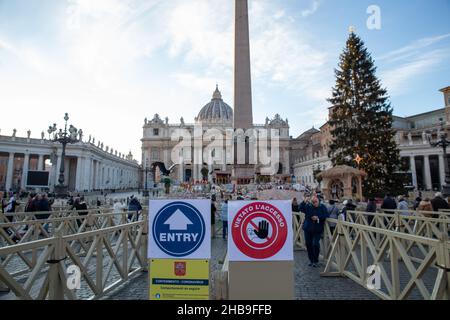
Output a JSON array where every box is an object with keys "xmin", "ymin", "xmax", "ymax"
[{"xmin": 212, "ymin": 84, "xmax": 222, "ymax": 100}]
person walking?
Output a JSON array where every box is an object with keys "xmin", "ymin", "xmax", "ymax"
[
  {"xmin": 430, "ymin": 192, "xmax": 449, "ymax": 217},
  {"xmin": 127, "ymin": 195, "xmax": 142, "ymax": 222},
  {"xmin": 326, "ymin": 199, "xmax": 340, "ymax": 235},
  {"xmin": 211, "ymin": 198, "xmax": 217, "ymax": 238},
  {"xmin": 113, "ymin": 199, "xmax": 126, "ymax": 224},
  {"xmin": 397, "ymin": 196, "xmax": 409, "ymax": 216},
  {"xmin": 381, "ymin": 193, "xmax": 397, "ymax": 214},
  {"xmin": 413, "ymin": 196, "xmax": 422, "ymax": 210},
  {"xmin": 299, "ymin": 196, "xmax": 328, "ymax": 268},
  {"xmin": 220, "ymin": 199, "xmax": 228, "ymax": 240},
  {"xmin": 5, "ymin": 193, "xmax": 19, "ymax": 223},
  {"xmin": 3, "ymin": 193, "xmax": 20, "ymax": 242},
  {"xmin": 417, "ymin": 198, "xmax": 433, "ymax": 217},
  {"xmin": 366, "ymin": 197, "xmax": 377, "ymax": 225},
  {"xmin": 36, "ymin": 194, "xmax": 52, "ymax": 233},
  {"xmin": 72, "ymin": 196, "xmax": 88, "ymax": 228},
  {"xmin": 341, "ymin": 199, "xmax": 356, "ymax": 221}
]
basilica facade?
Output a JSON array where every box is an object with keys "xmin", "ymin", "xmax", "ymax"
[{"xmin": 141, "ymin": 86, "xmax": 291, "ymax": 185}]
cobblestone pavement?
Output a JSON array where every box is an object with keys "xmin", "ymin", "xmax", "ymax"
[{"xmin": 103, "ymin": 238, "xmax": 379, "ymax": 300}]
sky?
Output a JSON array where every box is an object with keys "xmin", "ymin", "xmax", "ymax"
[{"xmin": 0, "ymin": 0, "xmax": 449, "ymax": 164}]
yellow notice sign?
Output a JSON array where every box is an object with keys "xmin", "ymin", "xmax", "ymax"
[{"xmin": 149, "ymin": 259, "xmax": 210, "ymax": 300}]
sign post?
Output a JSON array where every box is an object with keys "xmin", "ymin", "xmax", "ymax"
[
  {"xmin": 148, "ymin": 200, "xmax": 211, "ymax": 300},
  {"xmin": 227, "ymin": 201, "xmax": 294, "ymax": 300}
]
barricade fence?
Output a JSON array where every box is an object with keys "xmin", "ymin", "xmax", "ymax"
[{"xmin": 0, "ymin": 209, "xmax": 148, "ymax": 300}]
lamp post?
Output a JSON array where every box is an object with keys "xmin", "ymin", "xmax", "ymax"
[
  {"xmin": 48, "ymin": 113, "xmax": 81, "ymax": 197},
  {"xmin": 428, "ymin": 118, "xmax": 450, "ymax": 196},
  {"xmin": 143, "ymin": 158, "xmax": 149, "ymax": 197}
]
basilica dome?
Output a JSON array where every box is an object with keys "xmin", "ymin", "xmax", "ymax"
[{"xmin": 196, "ymin": 86, "xmax": 233, "ymax": 123}]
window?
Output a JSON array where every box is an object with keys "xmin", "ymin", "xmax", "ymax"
[
  {"xmin": 151, "ymin": 148, "xmax": 160, "ymax": 160},
  {"xmin": 153, "ymin": 128, "xmax": 159, "ymax": 136}
]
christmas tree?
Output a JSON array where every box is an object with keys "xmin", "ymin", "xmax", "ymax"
[{"xmin": 328, "ymin": 30, "xmax": 405, "ymax": 198}]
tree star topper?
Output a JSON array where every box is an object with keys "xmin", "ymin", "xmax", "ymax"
[{"xmin": 355, "ymin": 154, "xmax": 363, "ymax": 165}]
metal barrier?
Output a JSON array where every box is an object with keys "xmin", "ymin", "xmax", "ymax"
[{"xmin": 0, "ymin": 209, "xmax": 148, "ymax": 300}]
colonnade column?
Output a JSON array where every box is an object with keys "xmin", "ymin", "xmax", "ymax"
[
  {"xmin": 5, "ymin": 153, "xmax": 14, "ymax": 191},
  {"xmin": 21, "ymin": 153, "xmax": 30, "ymax": 189},
  {"xmin": 410, "ymin": 156, "xmax": 418, "ymax": 189},
  {"xmin": 424, "ymin": 155, "xmax": 432, "ymax": 190}
]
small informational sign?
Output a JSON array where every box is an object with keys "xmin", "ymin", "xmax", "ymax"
[
  {"xmin": 228, "ymin": 201, "xmax": 293, "ymax": 261},
  {"xmin": 148, "ymin": 200, "xmax": 211, "ymax": 259},
  {"xmin": 149, "ymin": 259, "xmax": 210, "ymax": 300}
]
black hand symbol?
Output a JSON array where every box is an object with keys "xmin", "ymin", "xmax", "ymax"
[{"xmin": 253, "ymin": 220, "xmax": 269, "ymax": 239}]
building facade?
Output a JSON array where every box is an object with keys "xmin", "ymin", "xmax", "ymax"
[
  {"xmin": 0, "ymin": 132, "xmax": 140, "ymax": 193},
  {"xmin": 292, "ymin": 86, "xmax": 450, "ymax": 192},
  {"xmin": 141, "ymin": 86, "xmax": 291, "ymax": 185}
]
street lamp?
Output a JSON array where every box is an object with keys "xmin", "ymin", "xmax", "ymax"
[
  {"xmin": 143, "ymin": 158, "xmax": 149, "ymax": 197},
  {"xmin": 48, "ymin": 113, "xmax": 81, "ymax": 197},
  {"xmin": 428, "ymin": 118, "xmax": 450, "ymax": 196}
]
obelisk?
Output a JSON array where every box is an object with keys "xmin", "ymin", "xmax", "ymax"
[
  {"xmin": 234, "ymin": 0, "xmax": 253, "ymax": 130},
  {"xmin": 227, "ymin": 1, "xmax": 294, "ymax": 300}
]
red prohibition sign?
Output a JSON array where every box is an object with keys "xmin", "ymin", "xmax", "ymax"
[{"xmin": 232, "ymin": 202, "xmax": 288, "ymax": 259}]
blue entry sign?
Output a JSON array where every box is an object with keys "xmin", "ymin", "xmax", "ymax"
[{"xmin": 148, "ymin": 200, "xmax": 211, "ymax": 259}]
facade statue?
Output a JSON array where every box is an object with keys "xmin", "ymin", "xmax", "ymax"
[
  {"xmin": 12, "ymin": 129, "xmax": 16, "ymax": 137},
  {"xmin": 422, "ymin": 131, "xmax": 427, "ymax": 144},
  {"xmin": 27, "ymin": 130, "xmax": 31, "ymax": 139}
]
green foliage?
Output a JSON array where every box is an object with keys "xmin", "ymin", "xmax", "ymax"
[
  {"xmin": 328, "ymin": 32, "xmax": 405, "ymax": 198},
  {"xmin": 200, "ymin": 167, "xmax": 209, "ymax": 179}
]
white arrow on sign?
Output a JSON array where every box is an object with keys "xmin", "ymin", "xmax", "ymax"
[{"xmin": 163, "ymin": 209, "xmax": 193, "ymax": 230}]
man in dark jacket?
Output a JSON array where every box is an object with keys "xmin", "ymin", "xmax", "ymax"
[
  {"xmin": 381, "ymin": 194, "xmax": 397, "ymax": 213},
  {"xmin": 299, "ymin": 196, "xmax": 328, "ymax": 268},
  {"xmin": 366, "ymin": 198, "xmax": 377, "ymax": 225},
  {"xmin": 128, "ymin": 196, "xmax": 142, "ymax": 222},
  {"xmin": 341, "ymin": 199, "xmax": 357, "ymax": 220},
  {"xmin": 430, "ymin": 192, "xmax": 449, "ymax": 216}
]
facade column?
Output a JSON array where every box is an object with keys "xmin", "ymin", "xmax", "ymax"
[
  {"xmin": 38, "ymin": 154, "xmax": 44, "ymax": 171},
  {"xmin": 92, "ymin": 160, "xmax": 97, "ymax": 190},
  {"xmin": 222, "ymin": 147, "xmax": 227, "ymax": 171},
  {"xmin": 75, "ymin": 157, "xmax": 83, "ymax": 191},
  {"xmin": 55, "ymin": 151, "xmax": 62, "ymax": 186},
  {"xmin": 21, "ymin": 153, "xmax": 30, "ymax": 189},
  {"xmin": 410, "ymin": 156, "xmax": 418, "ymax": 189},
  {"xmin": 83, "ymin": 157, "xmax": 91, "ymax": 191},
  {"xmin": 424, "ymin": 155, "xmax": 432, "ymax": 190},
  {"xmin": 438, "ymin": 154, "xmax": 446, "ymax": 189},
  {"xmin": 5, "ymin": 153, "xmax": 15, "ymax": 192},
  {"xmin": 49, "ymin": 155, "xmax": 58, "ymax": 191}
]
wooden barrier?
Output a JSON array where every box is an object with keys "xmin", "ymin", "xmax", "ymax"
[
  {"xmin": 0, "ymin": 209, "xmax": 148, "ymax": 300},
  {"xmin": 321, "ymin": 219, "xmax": 450, "ymax": 299}
]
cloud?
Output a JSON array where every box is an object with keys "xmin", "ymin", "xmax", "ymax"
[
  {"xmin": 381, "ymin": 49, "xmax": 449, "ymax": 96},
  {"xmin": 301, "ymin": 0, "xmax": 321, "ymax": 17},
  {"xmin": 0, "ymin": 0, "xmax": 335, "ymax": 161},
  {"xmin": 378, "ymin": 33, "xmax": 450, "ymax": 63},
  {"xmin": 379, "ymin": 34, "xmax": 450, "ymax": 96}
]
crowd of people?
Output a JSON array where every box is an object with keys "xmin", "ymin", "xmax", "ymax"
[{"xmin": 0, "ymin": 191, "xmax": 144, "ymax": 243}]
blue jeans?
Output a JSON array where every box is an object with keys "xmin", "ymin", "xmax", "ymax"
[
  {"xmin": 304, "ymin": 230, "xmax": 322, "ymax": 264},
  {"xmin": 222, "ymin": 221, "xmax": 228, "ymax": 239}
]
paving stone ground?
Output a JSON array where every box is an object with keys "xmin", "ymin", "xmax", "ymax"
[{"xmin": 103, "ymin": 238, "xmax": 379, "ymax": 300}]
